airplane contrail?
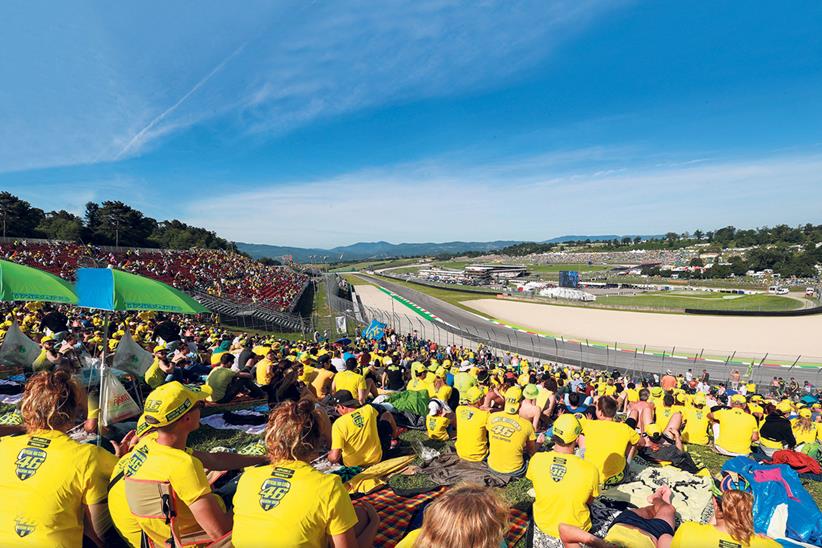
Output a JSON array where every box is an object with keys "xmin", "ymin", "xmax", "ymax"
[{"xmin": 115, "ymin": 41, "xmax": 248, "ymax": 160}]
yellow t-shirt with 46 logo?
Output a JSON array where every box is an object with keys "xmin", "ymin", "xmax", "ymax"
[
  {"xmin": 486, "ymin": 411, "xmax": 535, "ymax": 473},
  {"xmin": 0, "ymin": 430, "xmax": 116, "ymax": 547},
  {"xmin": 232, "ymin": 460, "xmax": 358, "ymax": 548}
]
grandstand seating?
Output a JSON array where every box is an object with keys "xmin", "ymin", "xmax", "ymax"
[{"xmin": 0, "ymin": 240, "xmax": 309, "ymax": 313}]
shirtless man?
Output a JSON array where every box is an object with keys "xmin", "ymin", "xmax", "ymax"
[
  {"xmin": 629, "ymin": 388, "xmax": 655, "ymax": 433},
  {"xmin": 519, "ymin": 384, "xmax": 545, "ymax": 431}
]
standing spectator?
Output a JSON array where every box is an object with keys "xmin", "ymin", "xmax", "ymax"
[{"xmin": 455, "ymin": 387, "xmax": 490, "ymax": 462}]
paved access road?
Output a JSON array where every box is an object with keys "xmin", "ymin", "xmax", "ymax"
[{"xmin": 360, "ymin": 274, "xmax": 821, "ymax": 387}]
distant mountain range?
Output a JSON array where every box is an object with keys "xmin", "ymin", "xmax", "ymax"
[{"xmin": 237, "ymin": 234, "xmax": 662, "ymax": 263}]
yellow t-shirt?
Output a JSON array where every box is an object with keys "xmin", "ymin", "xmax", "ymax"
[
  {"xmin": 255, "ymin": 358, "xmax": 274, "ymax": 385},
  {"xmin": 626, "ymin": 388, "xmax": 639, "ymax": 403},
  {"xmin": 655, "ymin": 405, "xmax": 682, "ymax": 430},
  {"xmin": 527, "ymin": 451, "xmax": 600, "ymax": 536},
  {"xmin": 536, "ymin": 388, "xmax": 553, "ymax": 411},
  {"xmin": 0, "ymin": 430, "xmax": 116, "ymax": 547},
  {"xmin": 108, "ymin": 433, "xmax": 159, "ymax": 547},
  {"xmin": 406, "ymin": 377, "xmax": 429, "ymax": 392},
  {"xmin": 580, "ymin": 418, "xmax": 640, "ymax": 482},
  {"xmin": 454, "ymin": 405, "xmax": 490, "ymax": 462},
  {"xmin": 487, "ymin": 411, "xmax": 536, "ymax": 474},
  {"xmin": 605, "ymin": 523, "xmax": 656, "ymax": 548},
  {"xmin": 426, "ymin": 415, "xmax": 450, "ymax": 441},
  {"xmin": 331, "ymin": 405, "xmax": 382, "ymax": 467},
  {"xmin": 311, "ymin": 369, "xmax": 335, "ymax": 399},
  {"xmin": 682, "ymin": 407, "xmax": 710, "ymax": 445},
  {"xmin": 671, "ymin": 521, "xmax": 780, "ymax": 548},
  {"xmin": 334, "ymin": 370, "xmax": 367, "ymax": 396},
  {"xmin": 714, "ymin": 408, "xmax": 757, "ymax": 455},
  {"xmin": 791, "ymin": 420, "xmax": 817, "ymax": 446},
  {"xmin": 604, "ymin": 384, "xmax": 617, "ymax": 397},
  {"xmin": 144, "ymin": 358, "xmax": 165, "ymax": 389},
  {"xmin": 429, "ymin": 384, "xmax": 453, "ymax": 402},
  {"xmin": 233, "ymin": 460, "xmax": 358, "ymax": 548},
  {"xmin": 123, "ymin": 438, "xmax": 215, "ymax": 546},
  {"xmin": 395, "ymin": 528, "xmax": 421, "ymax": 548}
]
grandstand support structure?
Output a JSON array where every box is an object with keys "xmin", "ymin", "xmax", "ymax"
[{"xmin": 189, "ymin": 288, "xmax": 309, "ymax": 333}]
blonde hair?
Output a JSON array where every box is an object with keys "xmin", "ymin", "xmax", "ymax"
[
  {"xmin": 414, "ymin": 484, "xmax": 509, "ymax": 548},
  {"xmin": 794, "ymin": 416, "xmax": 813, "ymax": 434},
  {"xmin": 264, "ymin": 400, "xmax": 322, "ymax": 463},
  {"xmin": 21, "ymin": 370, "xmax": 84, "ymax": 432},
  {"xmin": 720, "ymin": 490, "xmax": 755, "ymax": 545}
]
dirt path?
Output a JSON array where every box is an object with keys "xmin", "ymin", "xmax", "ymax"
[{"xmin": 464, "ymin": 298, "xmax": 822, "ymax": 357}]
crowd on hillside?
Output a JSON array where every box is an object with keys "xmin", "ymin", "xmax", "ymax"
[
  {"xmin": 1, "ymin": 302, "xmax": 821, "ymax": 547},
  {"xmin": 477, "ymin": 249, "xmax": 700, "ymax": 268},
  {"xmin": 0, "ymin": 240, "xmax": 308, "ymax": 311}
]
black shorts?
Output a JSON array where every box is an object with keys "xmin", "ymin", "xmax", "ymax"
[{"xmin": 611, "ymin": 510, "xmax": 674, "ymax": 540}]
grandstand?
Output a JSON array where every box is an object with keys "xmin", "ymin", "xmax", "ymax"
[{"xmin": 0, "ymin": 239, "xmax": 310, "ymax": 329}]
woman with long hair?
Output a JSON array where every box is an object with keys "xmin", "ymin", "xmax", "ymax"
[
  {"xmin": 671, "ymin": 475, "xmax": 780, "ymax": 548},
  {"xmin": 232, "ymin": 399, "xmax": 379, "ymax": 547},
  {"xmin": 396, "ymin": 484, "xmax": 509, "ymax": 548},
  {"xmin": 792, "ymin": 408, "xmax": 817, "ymax": 449},
  {"xmin": 0, "ymin": 370, "xmax": 119, "ymax": 547}
]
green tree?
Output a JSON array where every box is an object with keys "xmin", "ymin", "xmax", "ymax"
[
  {"xmin": 36, "ymin": 210, "xmax": 84, "ymax": 241},
  {"xmin": 689, "ymin": 257, "xmax": 704, "ymax": 267},
  {"xmin": 85, "ymin": 201, "xmax": 157, "ymax": 247},
  {"xmin": 0, "ymin": 192, "xmax": 45, "ymax": 238}
]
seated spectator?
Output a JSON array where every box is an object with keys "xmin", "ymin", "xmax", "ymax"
[
  {"xmin": 709, "ymin": 395, "xmax": 759, "ymax": 456},
  {"xmin": 119, "ymin": 382, "xmax": 232, "ymax": 545},
  {"xmin": 681, "ymin": 391, "xmax": 711, "ymax": 445},
  {"xmin": 560, "ymin": 485, "xmax": 676, "ymax": 548},
  {"xmin": 455, "ymin": 386, "xmax": 490, "ymax": 462},
  {"xmin": 426, "ymin": 399, "xmax": 451, "ymax": 441},
  {"xmin": 331, "ymin": 358, "xmax": 368, "ymax": 404},
  {"xmin": 0, "ymin": 371, "xmax": 118, "ymax": 546},
  {"xmin": 639, "ymin": 424, "xmax": 701, "ymax": 474},
  {"xmin": 207, "ymin": 353, "xmax": 265, "ymax": 404},
  {"xmin": 528, "ymin": 414, "xmax": 599, "ymax": 539},
  {"xmin": 671, "ymin": 475, "xmax": 780, "ymax": 547},
  {"xmin": 232, "ymin": 400, "xmax": 379, "ymax": 548},
  {"xmin": 519, "ymin": 383, "xmax": 544, "ymax": 431},
  {"xmin": 486, "ymin": 386, "xmax": 536, "ymax": 477},
  {"xmin": 792, "ymin": 408, "xmax": 818, "ymax": 449},
  {"xmin": 143, "ymin": 344, "xmax": 170, "ymax": 389},
  {"xmin": 327, "ymin": 390, "xmax": 393, "ymax": 467},
  {"xmin": 758, "ymin": 401, "xmax": 796, "ymax": 457},
  {"xmin": 395, "ymin": 484, "xmax": 509, "ymax": 548},
  {"xmin": 580, "ymin": 396, "xmax": 640, "ymax": 486}
]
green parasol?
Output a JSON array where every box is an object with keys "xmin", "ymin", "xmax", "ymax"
[
  {"xmin": 0, "ymin": 259, "xmax": 77, "ymax": 304},
  {"xmin": 75, "ymin": 267, "xmax": 208, "ymax": 313}
]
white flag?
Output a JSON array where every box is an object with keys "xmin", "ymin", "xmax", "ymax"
[
  {"xmin": 335, "ymin": 316, "xmax": 347, "ymax": 333},
  {"xmin": 0, "ymin": 321, "xmax": 41, "ymax": 369},
  {"xmin": 113, "ymin": 330, "xmax": 154, "ymax": 376}
]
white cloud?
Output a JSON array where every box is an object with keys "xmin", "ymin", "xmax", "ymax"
[{"xmin": 182, "ymin": 151, "xmax": 822, "ymax": 247}]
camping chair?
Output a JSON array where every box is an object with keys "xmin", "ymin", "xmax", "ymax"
[{"xmin": 124, "ymin": 477, "xmax": 232, "ymax": 548}]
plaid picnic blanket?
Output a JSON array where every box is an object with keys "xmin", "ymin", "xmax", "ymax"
[{"xmin": 353, "ymin": 486, "xmax": 529, "ymax": 547}]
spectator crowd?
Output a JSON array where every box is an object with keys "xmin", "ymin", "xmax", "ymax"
[
  {"xmin": 1, "ymin": 300, "xmax": 821, "ymax": 547},
  {"xmin": 0, "ymin": 240, "xmax": 308, "ymax": 311}
]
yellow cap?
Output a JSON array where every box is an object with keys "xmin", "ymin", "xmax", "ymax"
[
  {"xmin": 776, "ymin": 400, "xmax": 793, "ymax": 413},
  {"xmin": 435, "ymin": 367, "xmax": 446, "ymax": 379},
  {"xmin": 730, "ymin": 394, "xmax": 746, "ymax": 404},
  {"xmin": 41, "ymin": 335, "xmax": 54, "ymax": 343},
  {"xmin": 462, "ymin": 386, "xmax": 484, "ymax": 404},
  {"xmin": 139, "ymin": 382, "xmax": 212, "ymax": 434},
  {"xmin": 651, "ymin": 387, "xmax": 663, "ymax": 397},
  {"xmin": 675, "ymin": 392, "xmax": 686, "ymax": 403},
  {"xmin": 153, "ymin": 344, "xmax": 167, "ymax": 353},
  {"xmin": 799, "ymin": 408, "xmax": 812, "ymax": 419},
  {"xmin": 693, "ymin": 392, "xmax": 707, "ymax": 405},
  {"xmin": 504, "ymin": 386, "xmax": 522, "ymax": 414},
  {"xmin": 552, "ymin": 414, "xmax": 582, "ymax": 444}
]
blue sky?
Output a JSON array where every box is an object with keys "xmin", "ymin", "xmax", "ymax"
[{"xmin": 2, "ymin": 1, "xmax": 821, "ymax": 247}]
